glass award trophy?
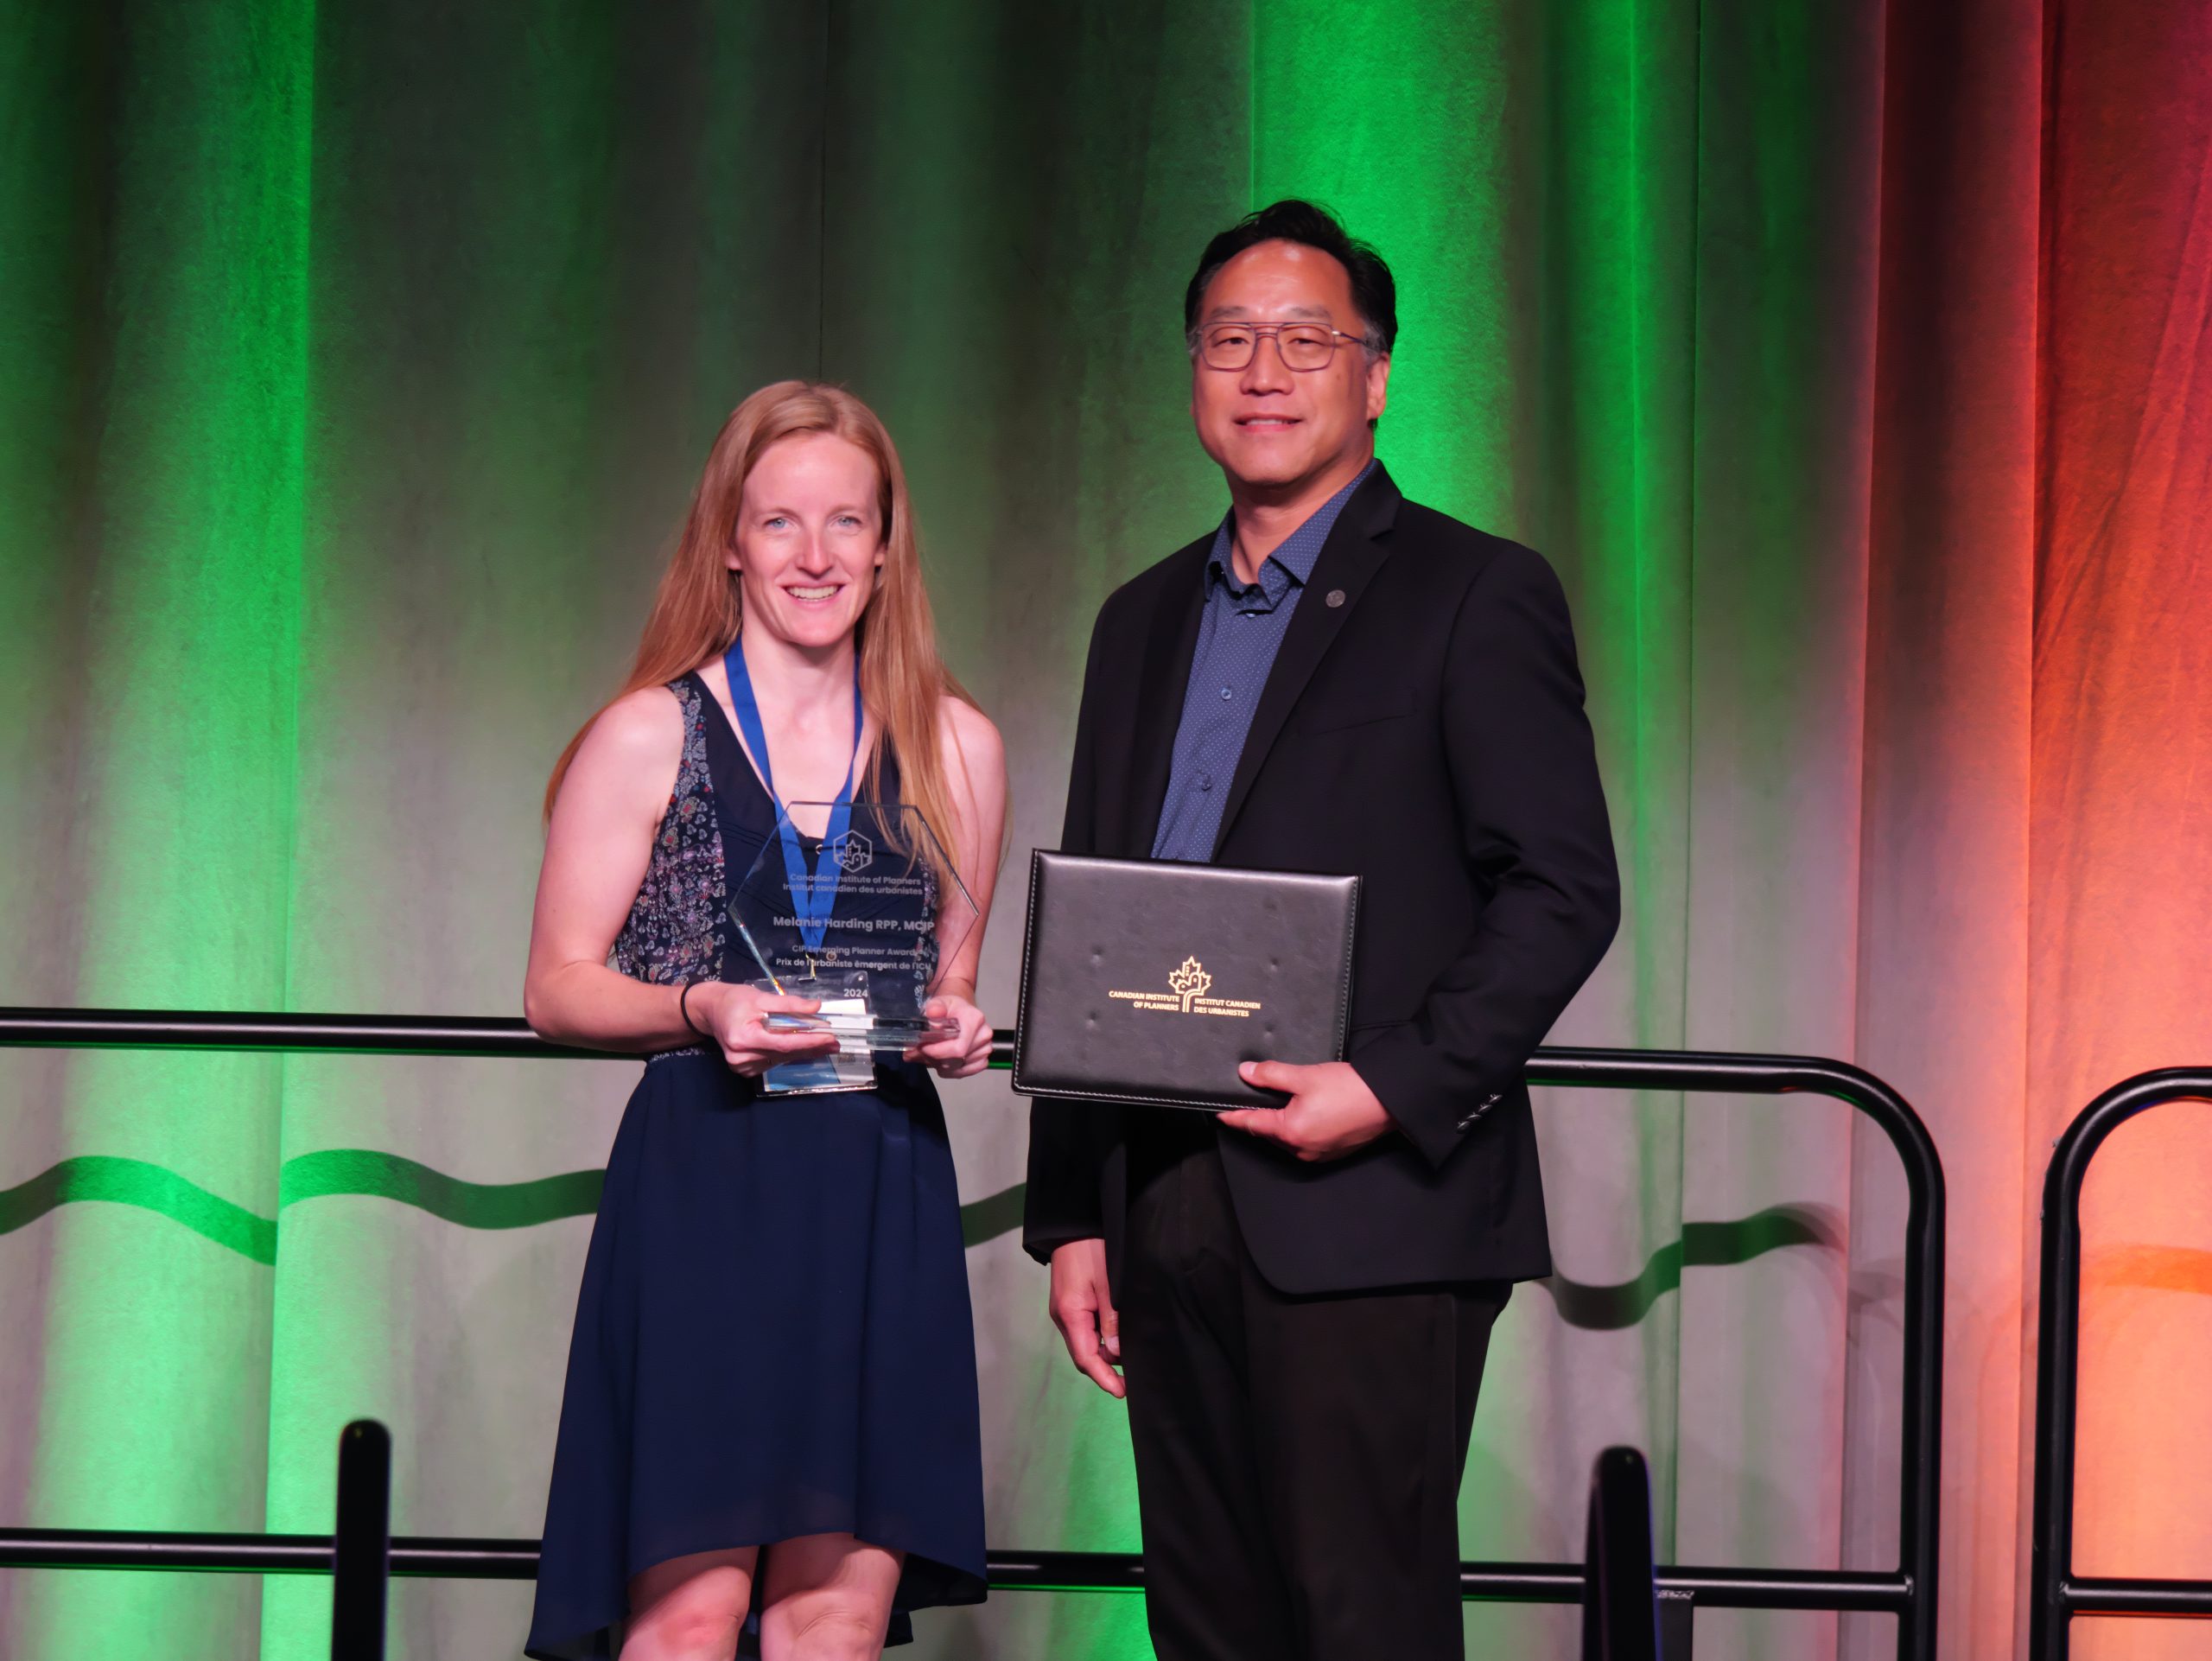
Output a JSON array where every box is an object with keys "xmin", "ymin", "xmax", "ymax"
[{"xmin": 729, "ymin": 799, "xmax": 980, "ymax": 1096}]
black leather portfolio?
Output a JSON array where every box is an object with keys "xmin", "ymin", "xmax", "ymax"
[{"xmin": 1011, "ymin": 851, "xmax": 1359, "ymax": 1111}]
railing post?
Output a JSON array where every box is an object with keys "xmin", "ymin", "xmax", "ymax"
[
  {"xmin": 332, "ymin": 1420, "xmax": 392, "ymax": 1661},
  {"xmin": 2029, "ymin": 1069, "xmax": 2212, "ymax": 1658},
  {"xmin": 1583, "ymin": 1446, "xmax": 1661, "ymax": 1661}
]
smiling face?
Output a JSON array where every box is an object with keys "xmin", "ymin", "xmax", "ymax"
[
  {"xmin": 1189, "ymin": 239, "xmax": 1390, "ymax": 497},
  {"xmin": 728, "ymin": 432, "xmax": 885, "ymax": 652}
]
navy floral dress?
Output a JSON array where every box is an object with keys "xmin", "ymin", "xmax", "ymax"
[{"xmin": 525, "ymin": 673, "xmax": 986, "ymax": 1658}]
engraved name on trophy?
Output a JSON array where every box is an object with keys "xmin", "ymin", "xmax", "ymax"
[{"xmin": 729, "ymin": 799, "xmax": 980, "ymax": 1096}]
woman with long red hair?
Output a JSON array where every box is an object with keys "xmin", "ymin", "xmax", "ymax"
[{"xmin": 522, "ymin": 382, "xmax": 1004, "ymax": 1659}]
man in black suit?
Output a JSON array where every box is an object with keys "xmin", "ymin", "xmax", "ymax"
[{"xmin": 1022, "ymin": 200, "xmax": 1619, "ymax": 1660}]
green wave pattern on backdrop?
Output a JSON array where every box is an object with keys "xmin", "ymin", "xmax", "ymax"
[
  {"xmin": 0, "ymin": 1152, "xmax": 607, "ymax": 1264},
  {"xmin": 0, "ymin": 1155, "xmax": 1838, "ymax": 1327}
]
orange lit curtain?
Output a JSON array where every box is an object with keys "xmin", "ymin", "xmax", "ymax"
[
  {"xmin": 2030, "ymin": 3, "xmax": 2212, "ymax": 1655},
  {"xmin": 1861, "ymin": 4, "xmax": 2212, "ymax": 1655}
]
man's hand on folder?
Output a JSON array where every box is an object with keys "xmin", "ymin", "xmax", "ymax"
[{"xmin": 1220, "ymin": 1060, "xmax": 1396, "ymax": 1163}]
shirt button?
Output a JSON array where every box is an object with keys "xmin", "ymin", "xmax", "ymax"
[
  {"xmin": 1198, "ymin": 773, "xmax": 1213, "ymax": 791},
  {"xmin": 1219, "ymin": 685, "xmax": 1233, "ymax": 701}
]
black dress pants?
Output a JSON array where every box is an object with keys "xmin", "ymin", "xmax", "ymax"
[{"xmin": 1121, "ymin": 1118, "xmax": 1510, "ymax": 1661}]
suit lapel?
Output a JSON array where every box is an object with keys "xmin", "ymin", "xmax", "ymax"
[
  {"xmin": 1122, "ymin": 537, "xmax": 1211, "ymax": 857},
  {"xmin": 1211, "ymin": 465, "xmax": 1403, "ymax": 857}
]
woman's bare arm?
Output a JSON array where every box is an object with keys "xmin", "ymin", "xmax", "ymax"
[
  {"xmin": 905, "ymin": 693, "xmax": 1007, "ymax": 1079},
  {"xmin": 931, "ymin": 693, "xmax": 1008, "ymax": 1000},
  {"xmin": 525, "ymin": 686, "xmax": 842, "ymax": 1068}
]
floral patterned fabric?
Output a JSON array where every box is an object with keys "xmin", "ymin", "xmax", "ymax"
[{"xmin": 611, "ymin": 680, "xmax": 724, "ymax": 1061}]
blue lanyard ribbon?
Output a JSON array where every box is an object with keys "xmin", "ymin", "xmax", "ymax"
[{"xmin": 723, "ymin": 639, "xmax": 863, "ymax": 956}]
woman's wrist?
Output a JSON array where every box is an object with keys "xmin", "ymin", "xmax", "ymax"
[
  {"xmin": 678, "ymin": 979, "xmax": 722, "ymax": 1036},
  {"xmin": 934, "ymin": 979, "xmax": 977, "ymax": 1004}
]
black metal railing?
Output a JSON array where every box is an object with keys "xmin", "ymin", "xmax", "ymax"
[
  {"xmin": 0, "ymin": 1009, "xmax": 1946, "ymax": 1658},
  {"xmin": 2029, "ymin": 1067, "xmax": 2212, "ymax": 1660},
  {"xmin": 1583, "ymin": 1446, "xmax": 1660, "ymax": 1660},
  {"xmin": 332, "ymin": 1421, "xmax": 391, "ymax": 1661}
]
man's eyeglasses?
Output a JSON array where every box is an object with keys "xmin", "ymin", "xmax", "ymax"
[{"xmin": 1189, "ymin": 321, "xmax": 1370, "ymax": 372}]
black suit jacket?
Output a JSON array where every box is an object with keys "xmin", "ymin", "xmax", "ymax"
[{"xmin": 1022, "ymin": 464, "xmax": 1619, "ymax": 1295}]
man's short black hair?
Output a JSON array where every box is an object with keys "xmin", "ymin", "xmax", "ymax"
[{"xmin": 1183, "ymin": 199, "xmax": 1398, "ymax": 357}]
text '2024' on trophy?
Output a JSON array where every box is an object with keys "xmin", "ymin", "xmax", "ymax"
[{"xmin": 729, "ymin": 800, "xmax": 979, "ymax": 1095}]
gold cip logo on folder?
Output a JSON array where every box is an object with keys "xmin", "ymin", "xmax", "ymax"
[
  {"xmin": 1167, "ymin": 957, "xmax": 1210, "ymax": 1012},
  {"xmin": 1109, "ymin": 956, "xmax": 1263, "ymax": 1019}
]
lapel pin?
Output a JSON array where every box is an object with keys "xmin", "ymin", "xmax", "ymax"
[{"xmin": 1325, "ymin": 589, "xmax": 1346, "ymax": 608}]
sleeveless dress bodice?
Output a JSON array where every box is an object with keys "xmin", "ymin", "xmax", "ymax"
[
  {"xmin": 607, "ymin": 673, "xmax": 726, "ymax": 992},
  {"xmin": 525, "ymin": 673, "xmax": 986, "ymax": 1659}
]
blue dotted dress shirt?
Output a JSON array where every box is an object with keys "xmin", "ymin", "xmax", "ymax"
[{"xmin": 1150, "ymin": 460, "xmax": 1377, "ymax": 862}]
